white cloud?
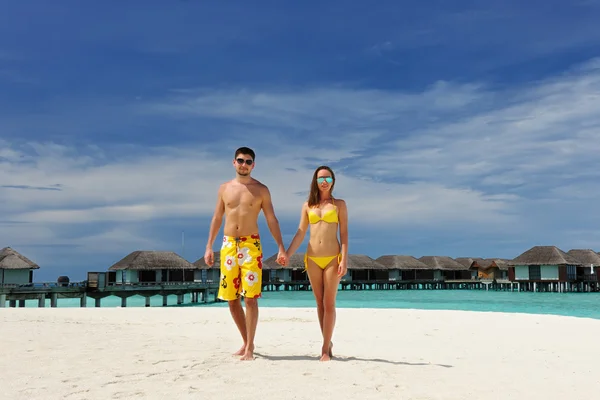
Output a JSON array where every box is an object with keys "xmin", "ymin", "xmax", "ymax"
[
  {"xmin": 141, "ymin": 81, "xmax": 484, "ymax": 131},
  {"xmin": 0, "ymin": 138, "xmax": 516, "ymax": 255}
]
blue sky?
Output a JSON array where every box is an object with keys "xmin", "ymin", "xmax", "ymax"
[{"xmin": 2, "ymin": 0, "xmax": 600, "ymax": 281}]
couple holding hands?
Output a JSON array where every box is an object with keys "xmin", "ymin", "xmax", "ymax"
[{"xmin": 203, "ymin": 147, "xmax": 348, "ymax": 361}]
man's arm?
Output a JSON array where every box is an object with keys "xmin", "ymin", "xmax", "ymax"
[
  {"xmin": 205, "ymin": 183, "xmax": 226, "ymax": 264},
  {"xmin": 261, "ymin": 185, "xmax": 286, "ymax": 252}
]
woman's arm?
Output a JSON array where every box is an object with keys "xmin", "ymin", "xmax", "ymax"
[
  {"xmin": 285, "ymin": 202, "xmax": 310, "ymax": 258},
  {"xmin": 338, "ymin": 199, "xmax": 348, "ymax": 259},
  {"xmin": 337, "ymin": 199, "xmax": 349, "ymax": 277}
]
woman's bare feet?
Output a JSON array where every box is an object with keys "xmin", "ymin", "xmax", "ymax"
[
  {"xmin": 233, "ymin": 344, "xmax": 246, "ymax": 356},
  {"xmin": 320, "ymin": 343, "xmax": 332, "ymax": 361}
]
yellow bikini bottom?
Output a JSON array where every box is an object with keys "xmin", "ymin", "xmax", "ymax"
[{"xmin": 304, "ymin": 253, "xmax": 342, "ymax": 270}]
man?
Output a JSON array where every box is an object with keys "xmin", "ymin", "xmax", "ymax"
[{"xmin": 204, "ymin": 146, "xmax": 288, "ymax": 361}]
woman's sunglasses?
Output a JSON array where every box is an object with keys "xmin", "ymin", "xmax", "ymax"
[
  {"xmin": 317, "ymin": 177, "xmax": 333, "ymax": 184},
  {"xmin": 236, "ymin": 158, "xmax": 253, "ymax": 166}
]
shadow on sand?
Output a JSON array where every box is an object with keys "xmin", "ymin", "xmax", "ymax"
[{"xmin": 254, "ymin": 353, "xmax": 453, "ymax": 368}]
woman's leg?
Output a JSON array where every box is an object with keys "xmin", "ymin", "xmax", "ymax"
[
  {"xmin": 304, "ymin": 259, "xmax": 325, "ymax": 342},
  {"xmin": 320, "ymin": 261, "xmax": 341, "ymax": 361}
]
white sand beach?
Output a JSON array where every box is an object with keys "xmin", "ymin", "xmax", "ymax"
[{"xmin": 1, "ymin": 307, "xmax": 599, "ymax": 400}]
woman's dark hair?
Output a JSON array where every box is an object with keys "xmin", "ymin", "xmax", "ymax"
[{"xmin": 308, "ymin": 165, "xmax": 335, "ymax": 207}]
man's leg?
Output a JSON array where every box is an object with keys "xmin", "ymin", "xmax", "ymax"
[
  {"xmin": 218, "ymin": 237, "xmax": 246, "ymax": 355},
  {"xmin": 237, "ymin": 235, "xmax": 262, "ymax": 360},
  {"xmin": 240, "ymin": 297, "xmax": 258, "ymax": 360}
]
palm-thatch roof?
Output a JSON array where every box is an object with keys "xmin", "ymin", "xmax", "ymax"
[
  {"xmin": 193, "ymin": 253, "xmax": 221, "ymax": 269},
  {"xmin": 566, "ymin": 249, "xmax": 600, "ymax": 266},
  {"xmin": 454, "ymin": 257, "xmax": 477, "ymax": 268},
  {"xmin": 375, "ymin": 255, "xmax": 429, "ymax": 270},
  {"xmin": 418, "ymin": 256, "xmax": 467, "ymax": 270},
  {"xmin": 488, "ymin": 259, "xmax": 510, "ymax": 270},
  {"xmin": 264, "ymin": 253, "xmax": 305, "ymax": 270},
  {"xmin": 108, "ymin": 251, "xmax": 196, "ymax": 270},
  {"xmin": 0, "ymin": 247, "xmax": 40, "ymax": 270},
  {"xmin": 508, "ymin": 246, "xmax": 582, "ymax": 266},
  {"xmin": 346, "ymin": 254, "xmax": 386, "ymax": 270}
]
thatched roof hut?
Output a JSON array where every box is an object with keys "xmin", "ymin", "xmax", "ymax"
[
  {"xmin": 193, "ymin": 253, "xmax": 221, "ymax": 270},
  {"xmin": 508, "ymin": 246, "xmax": 582, "ymax": 266},
  {"xmin": 0, "ymin": 247, "xmax": 40, "ymax": 270},
  {"xmin": 375, "ymin": 255, "xmax": 429, "ymax": 270},
  {"xmin": 566, "ymin": 249, "xmax": 600, "ymax": 266},
  {"xmin": 108, "ymin": 251, "xmax": 196, "ymax": 270},
  {"xmin": 418, "ymin": 256, "xmax": 467, "ymax": 270},
  {"xmin": 263, "ymin": 253, "xmax": 305, "ymax": 270},
  {"xmin": 454, "ymin": 257, "xmax": 477, "ymax": 268},
  {"xmin": 488, "ymin": 259, "xmax": 510, "ymax": 270},
  {"xmin": 346, "ymin": 254, "xmax": 386, "ymax": 270}
]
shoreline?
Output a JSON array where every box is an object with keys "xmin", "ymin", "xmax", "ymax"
[{"xmin": 2, "ymin": 307, "xmax": 599, "ymax": 399}]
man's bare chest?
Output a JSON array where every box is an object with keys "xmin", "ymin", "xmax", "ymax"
[{"xmin": 223, "ymin": 187, "xmax": 262, "ymax": 209}]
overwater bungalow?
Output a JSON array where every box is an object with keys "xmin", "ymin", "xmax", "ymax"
[
  {"xmin": 566, "ymin": 249, "xmax": 600, "ymax": 283},
  {"xmin": 418, "ymin": 256, "xmax": 471, "ymax": 280},
  {"xmin": 345, "ymin": 254, "xmax": 387, "ymax": 281},
  {"xmin": 0, "ymin": 247, "xmax": 40, "ymax": 286},
  {"xmin": 471, "ymin": 258, "xmax": 509, "ymax": 281},
  {"xmin": 507, "ymin": 246, "xmax": 582, "ymax": 291},
  {"xmin": 455, "ymin": 257, "xmax": 482, "ymax": 279},
  {"xmin": 193, "ymin": 254, "xmax": 221, "ymax": 283},
  {"xmin": 375, "ymin": 255, "xmax": 431, "ymax": 281},
  {"xmin": 108, "ymin": 251, "xmax": 198, "ymax": 284}
]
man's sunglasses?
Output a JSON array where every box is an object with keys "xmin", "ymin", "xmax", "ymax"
[
  {"xmin": 317, "ymin": 177, "xmax": 333, "ymax": 184},
  {"xmin": 236, "ymin": 158, "xmax": 254, "ymax": 166}
]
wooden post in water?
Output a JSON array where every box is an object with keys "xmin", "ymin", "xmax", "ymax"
[
  {"xmin": 95, "ymin": 298, "xmax": 101, "ymax": 307},
  {"xmin": 50, "ymin": 293, "xmax": 58, "ymax": 307},
  {"xmin": 163, "ymin": 295, "xmax": 168, "ymax": 306},
  {"xmin": 0, "ymin": 294, "xmax": 6, "ymax": 307},
  {"xmin": 121, "ymin": 297, "xmax": 127, "ymax": 307},
  {"xmin": 18, "ymin": 300, "xmax": 25, "ymax": 307},
  {"xmin": 80, "ymin": 296, "xmax": 87, "ymax": 307},
  {"xmin": 38, "ymin": 294, "xmax": 45, "ymax": 308},
  {"xmin": 145, "ymin": 297, "xmax": 151, "ymax": 307}
]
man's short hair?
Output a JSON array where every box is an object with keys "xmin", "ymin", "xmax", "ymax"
[{"xmin": 234, "ymin": 147, "xmax": 255, "ymax": 160}]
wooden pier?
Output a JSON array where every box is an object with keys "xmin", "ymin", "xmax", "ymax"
[
  {"xmin": 0, "ymin": 281, "xmax": 220, "ymax": 308},
  {"xmin": 2, "ymin": 277, "xmax": 597, "ymax": 308}
]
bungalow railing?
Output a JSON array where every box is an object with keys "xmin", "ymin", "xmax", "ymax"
[
  {"xmin": 106, "ymin": 280, "xmax": 205, "ymax": 286},
  {"xmin": 1, "ymin": 281, "xmax": 87, "ymax": 289}
]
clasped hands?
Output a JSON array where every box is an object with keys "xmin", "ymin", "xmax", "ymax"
[{"xmin": 276, "ymin": 249, "xmax": 289, "ymax": 267}]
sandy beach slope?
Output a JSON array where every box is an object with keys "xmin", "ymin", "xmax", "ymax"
[{"xmin": 1, "ymin": 307, "xmax": 599, "ymax": 400}]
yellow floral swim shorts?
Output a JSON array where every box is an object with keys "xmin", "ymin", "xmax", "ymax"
[{"xmin": 218, "ymin": 233, "xmax": 263, "ymax": 301}]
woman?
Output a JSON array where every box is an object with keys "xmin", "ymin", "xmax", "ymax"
[{"xmin": 286, "ymin": 165, "xmax": 348, "ymax": 361}]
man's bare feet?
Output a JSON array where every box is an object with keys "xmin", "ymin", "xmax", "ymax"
[
  {"xmin": 240, "ymin": 344, "xmax": 255, "ymax": 361},
  {"xmin": 319, "ymin": 352, "xmax": 331, "ymax": 362},
  {"xmin": 233, "ymin": 344, "xmax": 246, "ymax": 356}
]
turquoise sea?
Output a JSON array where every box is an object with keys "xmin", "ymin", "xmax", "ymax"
[{"xmin": 21, "ymin": 290, "xmax": 600, "ymax": 320}]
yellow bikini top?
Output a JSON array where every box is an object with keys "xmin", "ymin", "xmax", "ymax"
[{"xmin": 308, "ymin": 199, "xmax": 339, "ymax": 224}]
